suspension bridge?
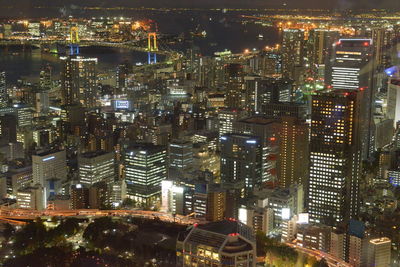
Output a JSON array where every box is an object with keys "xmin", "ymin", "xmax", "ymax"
[{"xmin": 0, "ymin": 30, "xmax": 182, "ymax": 63}]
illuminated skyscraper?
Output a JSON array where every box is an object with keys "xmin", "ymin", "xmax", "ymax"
[
  {"xmin": 116, "ymin": 61, "xmax": 132, "ymax": 95},
  {"xmin": 308, "ymin": 91, "xmax": 362, "ymax": 226},
  {"xmin": 224, "ymin": 63, "xmax": 244, "ymax": 109},
  {"xmin": 60, "ymin": 55, "xmax": 98, "ymax": 108},
  {"xmin": 32, "ymin": 150, "xmax": 67, "ymax": 187},
  {"xmin": 217, "ymin": 108, "xmax": 245, "ymax": 137},
  {"xmin": 371, "ymin": 28, "xmax": 396, "ymax": 69},
  {"xmin": 327, "ymin": 38, "xmax": 374, "ymax": 159},
  {"xmin": 0, "ymin": 71, "xmax": 7, "ymax": 108},
  {"xmin": 123, "ymin": 144, "xmax": 167, "ymax": 204},
  {"xmin": 282, "ymin": 29, "xmax": 305, "ymax": 80},
  {"xmin": 327, "ymin": 39, "xmax": 373, "ymax": 90},
  {"xmin": 220, "ymin": 134, "xmax": 262, "ymax": 196},
  {"xmin": 78, "ymin": 151, "xmax": 115, "ymax": 186},
  {"xmin": 233, "ymin": 116, "xmax": 280, "ymax": 183},
  {"xmin": 39, "ymin": 64, "xmax": 52, "ymax": 91},
  {"xmin": 365, "ymin": 238, "xmax": 391, "ymax": 267},
  {"xmin": 168, "ymin": 140, "xmax": 193, "ymax": 170},
  {"xmin": 245, "ymin": 77, "xmax": 293, "ymax": 114},
  {"xmin": 278, "ymin": 116, "xmax": 309, "ymax": 188},
  {"xmin": 32, "ymin": 149, "xmax": 67, "ymax": 206},
  {"xmin": 308, "ymin": 29, "xmax": 340, "ymax": 66}
]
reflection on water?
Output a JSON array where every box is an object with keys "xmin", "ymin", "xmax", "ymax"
[
  {"xmin": 0, "ymin": 46, "xmax": 151, "ymax": 84},
  {"xmin": 0, "ymin": 11, "xmax": 279, "ymax": 84}
]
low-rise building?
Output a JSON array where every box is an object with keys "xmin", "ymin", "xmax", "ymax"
[{"xmin": 177, "ymin": 219, "xmax": 256, "ymax": 267}]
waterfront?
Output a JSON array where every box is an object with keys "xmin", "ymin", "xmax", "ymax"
[{"xmin": 0, "ymin": 10, "xmax": 279, "ymax": 84}]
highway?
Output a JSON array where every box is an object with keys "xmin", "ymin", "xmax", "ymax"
[
  {"xmin": 0, "ymin": 207, "xmax": 199, "ymax": 226},
  {"xmin": 286, "ymin": 242, "xmax": 352, "ymax": 267}
]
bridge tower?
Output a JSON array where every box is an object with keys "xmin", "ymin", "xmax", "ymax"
[
  {"xmin": 69, "ymin": 26, "xmax": 80, "ymax": 55},
  {"xmin": 147, "ymin": 32, "xmax": 158, "ymax": 64}
]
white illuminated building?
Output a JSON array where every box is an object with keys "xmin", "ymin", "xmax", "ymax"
[
  {"xmin": 218, "ymin": 109, "xmax": 244, "ymax": 137},
  {"xmin": 78, "ymin": 151, "xmax": 115, "ymax": 186},
  {"xmin": 168, "ymin": 140, "xmax": 193, "ymax": 170},
  {"xmin": 16, "ymin": 185, "xmax": 45, "ymax": 210},
  {"xmin": 123, "ymin": 144, "xmax": 167, "ymax": 204},
  {"xmin": 32, "ymin": 150, "xmax": 67, "ymax": 207},
  {"xmin": 329, "ymin": 39, "xmax": 373, "ymax": 91},
  {"xmin": 331, "ymin": 67, "xmax": 361, "ymax": 90}
]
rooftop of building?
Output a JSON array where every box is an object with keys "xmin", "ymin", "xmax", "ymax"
[
  {"xmin": 48, "ymin": 194, "xmax": 70, "ymax": 201},
  {"xmin": 369, "ymin": 237, "xmax": 391, "ymax": 245},
  {"xmin": 197, "ymin": 219, "xmax": 255, "ymax": 241},
  {"xmin": 221, "ymin": 133, "xmax": 260, "ymax": 140},
  {"xmin": 265, "ymin": 102, "xmax": 307, "ymax": 107},
  {"xmin": 255, "ymin": 184, "xmax": 302, "ymax": 200},
  {"xmin": 17, "ymin": 184, "xmax": 43, "ymax": 192},
  {"xmin": 33, "ymin": 148, "xmax": 64, "ymax": 157},
  {"xmin": 178, "ymin": 219, "xmax": 255, "ymax": 252},
  {"xmin": 170, "ymin": 139, "xmax": 192, "ymax": 145},
  {"xmin": 238, "ymin": 116, "xmax": 278, "ymax": 125},
  {"xmin": 125, "ymin": 143, "xmax": 166, "ymax": 153},
  {"xmin": 80, "ymin": 150, "xmax": 113, "ymax": 159}
]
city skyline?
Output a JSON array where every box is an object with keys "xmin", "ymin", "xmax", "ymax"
[{"xmin": 0, "ymin": 4, "xmax": 398, "ymax": 267}]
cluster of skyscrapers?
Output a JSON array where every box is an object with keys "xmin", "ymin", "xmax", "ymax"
[{"xmin": 0, "ymin": 16, "xmax": 399, "ymax": 267}]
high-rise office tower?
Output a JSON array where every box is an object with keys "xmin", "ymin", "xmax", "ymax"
[
  {"xmin": 198, "ymin": 56, "xmax": 216, "ymax": 88},
  {"xmin": 39, "ymin": 64, "xmax": 52, "ymax": 91},
  {"xmin": 224, "ymin": 63, "xmax": 244, "ymax": 109},
  {"xmin": 0, "ymin": 114, "xmax": 17, "ymax": 143},
  {"xmin": 386, "ymin": 78, "xmax": 400, "ymax": 126},
  {"xmin": 258, "ymin": 78, "xmax": 293, "ymax": 108},
  {"xmin": 32, "ymin": 149, "xmax": 67, "ymax": 204},
  {"xmin": 70, "ymin": 184, "xmax": 89, "ymax": 209},
  {"xmin": 327, "ymin": 38, "xmax": 373, "ymax": 90},
  {"xmin": 243, "ymin": 75, "xmax": 260, "ymax": 113},
  {"xmin": 123, "ymin": 144, "xmax": 167, "ymax": 204},
  {"xmin": 205, "ymin": 186, "xmax": 226, "ymax": 222},
  {"xmin": 278, "ymin": 117, "xmax": 309, "ymax": 188},
  {"xmin": 0, "ymin": 71, "xmax": 7, "ymax": 108},
  {"xmin": 116, "ymin": 61, "xmax": 132, "ymax": 95},
  {"xmin": 14, "ymin": 104, "xmax": 33, "ymax": 127},
  {"xmin": 245, "ymin": 77, "xmax": 293, "ymax": 114},
  {"xmin": 371, "ymin": 28, "xmax": 396, "ymax": 70},
  {"xmin": 220, "ymin": 133, "xmax": 262, "ymax": 196},
  {"xmin": 248, "ymin": 51, "xmax": 282, "ymax": 77},
  {"xmin": 365, "ymin": 237, "xmax": 391, "ymax": 267},
  {"xmin": 307, "ymin": 29, "xmax": 340, "ymax": 66},
  {"xmin": 233, "ymin": 116, "xmax": 281, "ymax": 183},
  {"xmin": 60, "ymin": 55, "xmax": 98, "ymax": 108},
  {"xmin": 282, "ymin": 29, "xmax": 305, "ymax": 81},
  {"xmin": 217, "ymin": 108, "xmax": 246, "ymax": 137},
  {"xmin": 262, "ymin": 102, "xmax": 307, "ymax": 119},
  {"xmin": 78, "ymin": 151, "xmax": 115, "ymax": 186},
  {"xmin": 308, "ymin": 91, "xmax": 362, "ymax": 226},
  {"xmin": 327, "ymin": 38, "xmax": 374, "ymax": 159},
  {"xmin": 168, "ymin": 140, "xmax": 193, "ymax": 170}
]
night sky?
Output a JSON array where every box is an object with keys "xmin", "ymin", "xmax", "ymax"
[{"xmin": 0, "ymin": 0, "xmax": 399, "ymax": 10}]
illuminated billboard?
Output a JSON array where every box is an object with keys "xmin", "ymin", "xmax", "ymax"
[
  {"xmin": 113, "ymin": 100, "xmax": 131, "ymax": 110},
  {"xmin": 297, "ymin": 213, "xmax": 309, "ymax": 224},
  {"xmin": 281, "ymin": 208, "xmax": 290, "ymax": 220},
  {"xmin": 238, "ymin": 208, "xmax": 248, "ymax": 225}
]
